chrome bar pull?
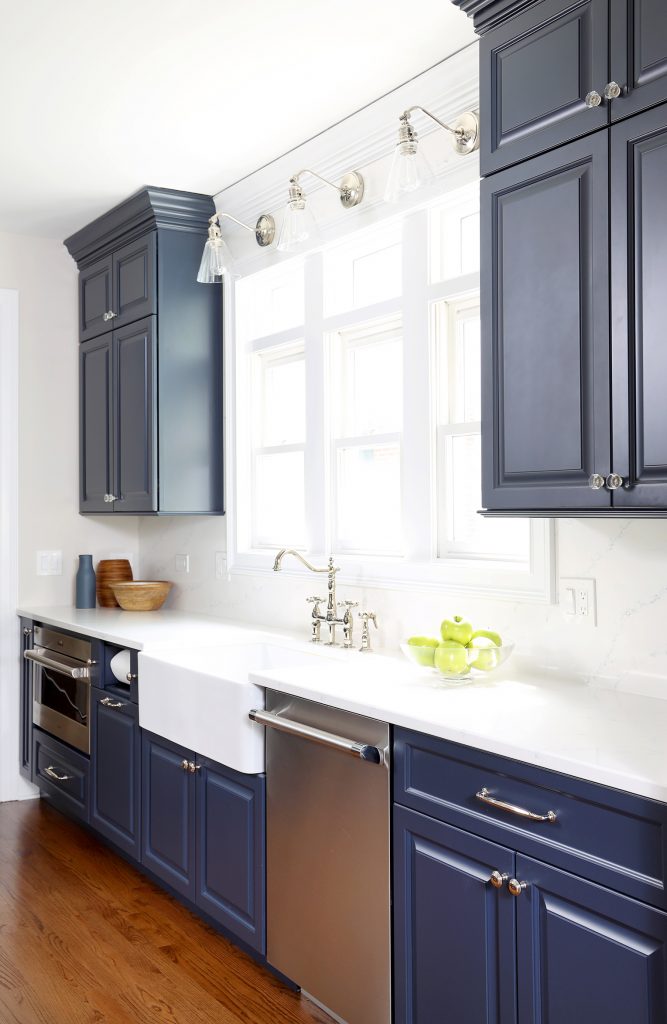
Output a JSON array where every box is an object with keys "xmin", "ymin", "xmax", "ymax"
[
  {"xmin": 476, "ymin": 787, "xmax": 557, "ymax": 823},
  {"xmin": 43, "ymin": 766, "xmax": 73, "ymax": 782},
  {"xmin": 249, "ymin": 708, "xmax": 384, "ymax": 765},
  {"xmin": 100, "ymin": 697, "xmax": 124, "ymax": 709},
  {"xmin": 24, "ymin": 649, "xmax": 90, "ymax": 680}
]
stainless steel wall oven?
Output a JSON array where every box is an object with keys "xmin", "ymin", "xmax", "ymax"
[{"xmin": 25, "ymin": 626, "xmax": 94, "ymax": 754}]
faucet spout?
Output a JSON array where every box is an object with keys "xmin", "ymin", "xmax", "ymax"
[{"xmin": 273, "ymin": 549, "xmax": 336, "ymax": 575}]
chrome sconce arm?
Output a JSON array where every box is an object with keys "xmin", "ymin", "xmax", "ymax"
[
  {"xmin": 399, "ymin": 105, "xmax": 480, "ymax": 155},
  {"xmin": 288, "ymin": 168, "xmax": 365, "ymax": 210},
  {"xmin": 277, "ymin": 166, "xmax": 365, "ymax": 253},
  {"xmin": 197, "ymin": 209, "xmax": 275, "ymax": 283}
]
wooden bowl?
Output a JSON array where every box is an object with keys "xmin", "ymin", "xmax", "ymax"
[
  {"xmin": 110, "ymin": 581, "xmax": 173, "ymax": 612},
  {"xmin": 96, "ymin": 559, "xmax": 133, "ymax": 607}
]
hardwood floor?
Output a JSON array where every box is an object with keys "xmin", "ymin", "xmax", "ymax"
[{"xmin": 0, "ymin": 799, "xmax": 333, "ymax": 1024}]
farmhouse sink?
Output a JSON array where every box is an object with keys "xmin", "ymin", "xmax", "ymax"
[{"xmin": 138, "ymin": 639, "xmax": 343, "ymax": 774}]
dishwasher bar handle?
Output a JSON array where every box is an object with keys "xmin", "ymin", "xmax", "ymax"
[
  {"xmin": 249, "ymin": 708, "xmax": 384, "ymax": 765},
  {"xmin": 24, "ymin": 649, "xmax": 90, "ymax": 680}
]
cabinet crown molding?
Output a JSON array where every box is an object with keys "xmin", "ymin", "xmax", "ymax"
[
  {"xmin": 450, "ymin": 0, "xmax": 543, "ymax": 34},
  {"xmin": 64, "ymin": 186, "xmax": 215, "ymax": 267}
]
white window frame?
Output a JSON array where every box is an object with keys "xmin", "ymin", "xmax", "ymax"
[{"xmin": 225, "ymin": 200, "xmax": 555, "ymax": 602}]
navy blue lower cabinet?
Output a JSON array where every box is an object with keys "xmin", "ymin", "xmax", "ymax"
[
  {"xmin": 91, "ymin": 694, "xmax": 141, "ymax": 860},
  {"xmin": 195, "ymin": 757, "xmax": 266, "ymax": 954},
  {"xmin": 394, "ymin": 805, "xmax": 517, "ymax": 1024},
  {"xmin": 141, "ymin": 731, "xmax": 196, "ymax": 901},
  {"xmin": 516, "ymin": 855, "xmax": 667, "ymax": 1024},
  {"xmin": 19, "ymin": 619, "xmax": 33, "ymax": 781}
]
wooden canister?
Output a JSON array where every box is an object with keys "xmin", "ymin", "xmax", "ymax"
[{"xmin": 96, "ymin": 559, "xmax": 133, "ymax": 607}]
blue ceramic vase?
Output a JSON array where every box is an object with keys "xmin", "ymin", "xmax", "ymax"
[{"xmin": 75, "ymin": 554, "xmax": 96, "ymax": 609}]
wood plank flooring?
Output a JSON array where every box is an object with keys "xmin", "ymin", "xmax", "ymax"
[{"xmin": 0, "ymin": 799, "xmax": 333, "ymax": 1024}]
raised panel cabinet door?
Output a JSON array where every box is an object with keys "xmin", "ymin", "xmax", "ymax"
[
  {"xmin": 112, "ymin": 317, "xmax": 157, "ymax": 513},
  {"xmin": 611, "ymin": 0, "xmax": 667, "ymax": 120},
  {"xmin": 481, "ymin": 132, "xmax": 611, "ymax": 511},
  {"xmin": 79, "ymin": 254, "xmax": 113, "ymax": 342},
  {"xmin": 91, "ymin": 695, "xmax": 141, "ymax": 860},
  {"xmin": 19, "ymin": 619, "xmax": 32, "ymax": 781},
  {"xmin": 394, "ymin": 806, "xmax": 517, "ymax": 1024},
  {"xmin": 611, "ymin": 103, "xmax": 667, "ymax": 506},
  {"xmin": 80, "ymin": 334, "xmax": 113, "ymax": 513},
  {"xmin": 516, "ymin": 855, "xmax": 667, "ymax": 1023},
  {"xmin": 141, "ymin": 732, "xmax": 196, "ymax": 901},
  {"xmin": 195, "ymin": 759, "xmax": 266, "ymax": 953},
  {"xmin": 480, "ymin": 0, "xmax": 609, "ymax": 175},
  {"xmin": 112, "ymin": 232, "xmax": 157, "ymax": 329}
]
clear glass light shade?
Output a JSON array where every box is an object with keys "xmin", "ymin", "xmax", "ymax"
[
  {"xmin": 277, "ymin": 199, "xmax": 321, "ymax": 253},
  {"xmin": 197, "ymin": 236, "xmax": 233, "ymax": 283},
  {"xmin": 384, "ymin": 141, "xmax": 433, "ymax": 203}
]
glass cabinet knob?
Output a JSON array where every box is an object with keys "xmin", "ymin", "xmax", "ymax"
[
  {"xmin": 589, "ymin": 473, "xmax": 605, "ymax": 490},
  {"xmin": 585, "ymin": 90, "xmax": 602, "ymax": 108}
]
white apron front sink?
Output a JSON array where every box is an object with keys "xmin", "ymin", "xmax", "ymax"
[{"xmin": 138, "ymin": 640, "xmax": 342, "ymax": 774}]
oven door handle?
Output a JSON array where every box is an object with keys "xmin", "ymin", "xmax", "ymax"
[{"xmin": 24, "ymin": 649, "xmax": 90, "ymax": 680}]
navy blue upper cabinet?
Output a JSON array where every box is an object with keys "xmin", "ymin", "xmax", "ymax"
[
  {"xmin": 516, "ymin": 856, "xmax": 667, "ymax": 1023},
  {"xmin": 481, "ymin": 132, "xmax": 611, "ymax": 510},
  {"xmin": 394, "ymin": 806, "xmax": 517, "ymax": 1024},
  {"xmin": 112, "ymin": 317, "xmax": 157, "ymax": 513},
  {"xmin": 79, "ymin": 334, "xmax": 113, "ymax": 513},
  {"xmin": 195, "ymin": 758, "xmax": 266, "ymax": 954},
  {"xmin": 611, "ymin": 0, "xmax": 667, "ymax": 120},
  {"xmin": 91, "ymin": 693, "xmax": 141, "ymax": 860},
  {"xmin": 611, "ymin": 103, "xmax": 667, "ymax": 507},
  {"xmin": 480, "ymin": 0, "xmax": 609, "ymax": 174},
  {"xmin": 111, "ymin": 234, "xmax": 156, "ymax": 329},
  {"xmin": 79, "ymin": 255, "xmax": 114, "ymax": 343},
  {"xmin": 67, "ymin": 188, "xmax": 224, "ymax": 516},
  {"xmin": 142, "ymin": 731, "xmax": 196, "ymax": 901}
]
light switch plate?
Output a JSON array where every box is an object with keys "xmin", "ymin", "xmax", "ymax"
[
  {"xmin": 36, "ymin": 550, "xmax": 62, "ymax": 576},
  {"xmin": 175, "ymin": 554, "xmax": 190, "ymax": 574},
  {"xmin": 559, "ymin": 577, "xmax": 597, "ymax": 627}
]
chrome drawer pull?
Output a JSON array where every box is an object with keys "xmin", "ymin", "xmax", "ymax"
[
  {"xmin": 100, "ymin": 697, "xmax": 125, "ymax": 709},
  {"xmin": 43, "ymin": 765, "xmax": 73, "ymax": 782},
  {"xmin": 476, "ymin": 787, "xmax": 557, "ymax": 823}
]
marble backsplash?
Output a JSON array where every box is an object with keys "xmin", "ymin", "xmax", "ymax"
[{"xmin": 138, "ymin": 516, "xmax": 667, "ymax": 694}]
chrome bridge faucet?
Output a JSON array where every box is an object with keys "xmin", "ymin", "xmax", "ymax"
[{"xmin": 273, "ymin": 549, "xmax": 358, "ymax": 648}]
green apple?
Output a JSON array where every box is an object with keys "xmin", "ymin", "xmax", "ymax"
[
  {"xmin": 407, "ymin": 636, "xmax": 440, "ymax": 667},
  {"xmin": 440, "ymin": 615, "xmax": 474, "ymax": 646},
  {"xmin": 434, "ymin": 640, "xmax": 470, "ymax": 677},
  {"xmin": 471, "ymin": 647, "xmax": 500, "ymax": 672},
  {"xmin": 469, "ymin": 628, "xmax": 503, "ymax": 648}
]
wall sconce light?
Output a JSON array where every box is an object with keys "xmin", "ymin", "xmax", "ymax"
[
  {"xmin": 197, "ymin": 211, "xmax": 276, "ymax": 283},
  {"xmin": 384, "ymin": 107, "xmax": 479, "ymax": 203},
  {"xmin": 277, "ymin": 168, "xmax": 365, "ymax": 253}
]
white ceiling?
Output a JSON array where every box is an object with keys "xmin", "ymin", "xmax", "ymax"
[{"xmin": 0, "ymin": 0, "xmax": 475, "ymax": 241}]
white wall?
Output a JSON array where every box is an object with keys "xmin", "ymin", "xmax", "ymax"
[{"xmin": 0, "ymin": 231, "xmax": 139, "ymax": 801}]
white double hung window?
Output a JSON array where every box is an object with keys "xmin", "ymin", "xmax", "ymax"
[{"xmin": 228, "ymin": 181, "xmax": 553, "ymax": 600}]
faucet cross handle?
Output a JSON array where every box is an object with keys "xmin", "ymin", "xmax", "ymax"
[
  {"xmin": 307, "ymin": 596, "xmax": 326, "ymax": 605},
  {"xmin": 338, "ymin": 600, "xmax": 359, "ymax": 611}
]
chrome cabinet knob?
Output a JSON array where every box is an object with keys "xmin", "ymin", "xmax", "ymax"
[
  {"xmin": 585, "ymin": 90, "xmax": 602, "ymax": 108},
  {"xmin": 490, "ymin": 870, "xmax": 509, "ymax": 889},
  {"xmin": 188, "ymin": 762, "xmax": 201, "ymax": 773},
  {"xmin": 180, "ymin": 759, "xmax": 190, "ymax": 772},
  {"xmin": 508, "ymin": 878, "xmax": 528, "ymax": 897},
  {"xmin": 102, "ymin": 310, "xmax": 117, "ymax": 322},
  {"xmin": 23, "ymin": 626, "xmax": 32, "ymax": 637},
  {"xmin": 606, "ymin": 473, "xmax": 624, "ymax": 490},
  {"xmin": 104, "ymin": 493, "xmax": 117, "ymax": 502},
  {"xmin": 126, "ymin": 672, "xmax": 137, "ymax": 682},
  {"xmin": 604, "ymin": 81, "xmax": 622, "ymax": 100},
  {"xmin": 589, "ymin": 473, "xmax": 605, "ymax": 490}
]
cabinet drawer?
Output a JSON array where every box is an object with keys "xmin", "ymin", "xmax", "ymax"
[
  {"xmin": 394, "ymin": 728, "xmax": 667, "ymax": 910},
  {"xmin": 33, "ymin": 727, "xmax": 90, "ymax": 823}
]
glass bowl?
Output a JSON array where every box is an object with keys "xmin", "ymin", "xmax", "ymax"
[{"xmin": 400, "ymin": 640, "xmax": 515, "ymax": 683}]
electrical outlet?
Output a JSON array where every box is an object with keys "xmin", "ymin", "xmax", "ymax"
[
  {"xmin": 215, "ymin": 551, "xmax": 227, "ymax": 579},
  {"xmin": 36, "ymin": 550, "xmax": 62, "ymax": 576},
  {"xmin": 559, "ymin": 577, "xmax": 597, "ymax": 627},
  {"xmin": 174, "ymin": 554, "xmax": 190, "ymax": 574}
]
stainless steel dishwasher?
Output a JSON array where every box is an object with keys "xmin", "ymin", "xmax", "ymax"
[{"xmin": 250, "ymin": 691, "xmax": 391, "ymax": 1024}]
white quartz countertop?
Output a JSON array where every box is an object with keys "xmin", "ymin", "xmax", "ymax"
[{"xmin": 18, "ymin": 605, "xmax": 667, "ymax": 803}]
